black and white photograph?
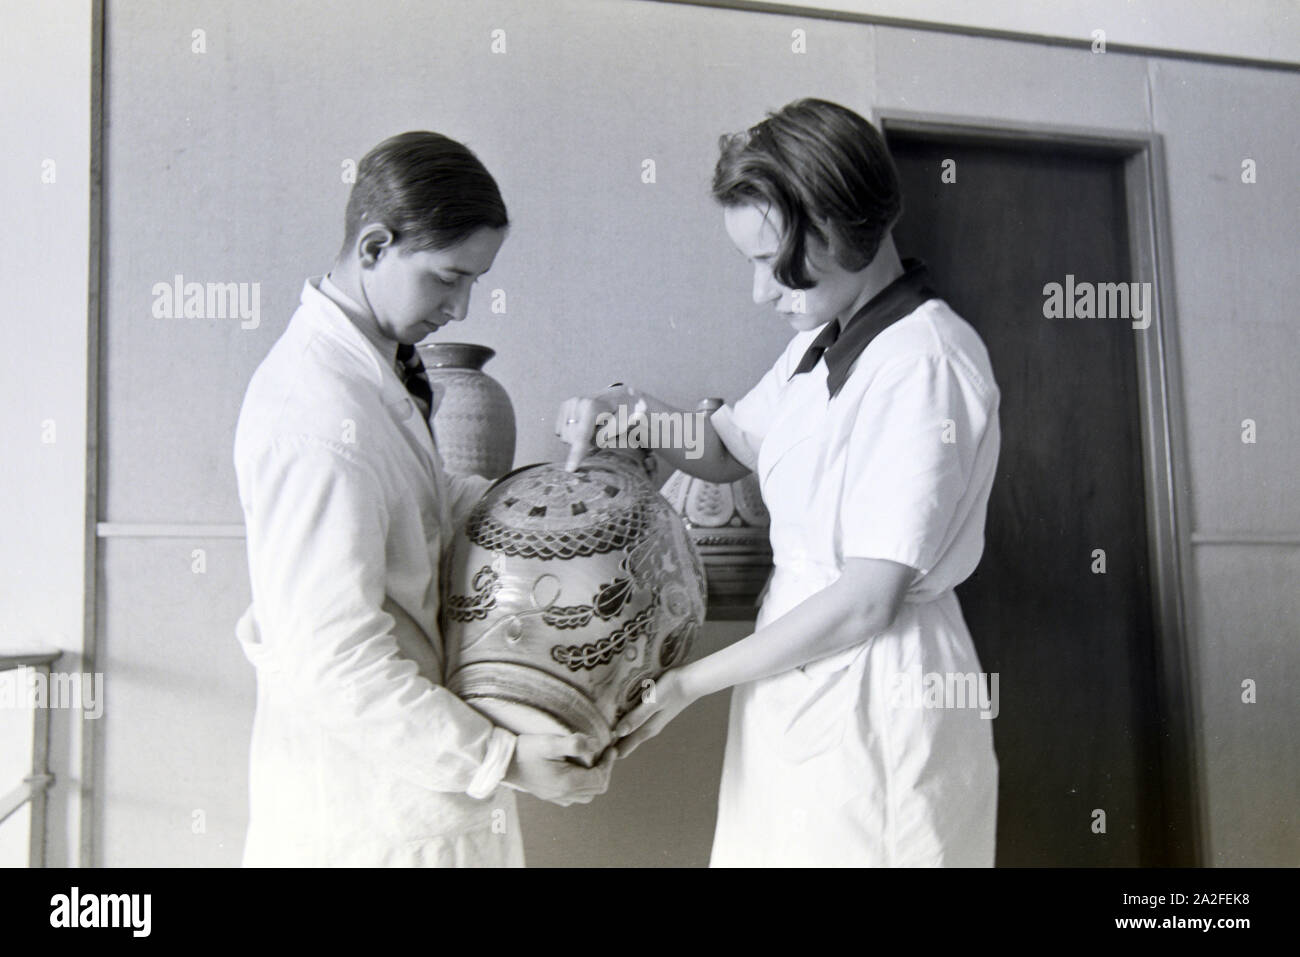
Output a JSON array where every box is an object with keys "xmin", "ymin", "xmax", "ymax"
[{"xmin": 1, "ymin": 0, "xmax": 1296, "ymax": 929}]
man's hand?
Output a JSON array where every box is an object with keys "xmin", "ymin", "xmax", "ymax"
[{"xmin": 503, "ymin": 732, "xmax": 617, "ymax": 806}]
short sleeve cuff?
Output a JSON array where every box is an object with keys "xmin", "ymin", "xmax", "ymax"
[
  {"xmin": 709, "ymin": 404, "xmax": 760, "ymax": 472},
  {"xmin": 841, "ymin": 536, "xmax": 931, "ymax": 578},
  {"xmin": 466, "ymin": 725, "xmax": 517, "ymax": 799}
]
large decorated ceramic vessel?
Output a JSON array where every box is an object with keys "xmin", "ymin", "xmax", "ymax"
[
  {"xmin": 441, "ymin": 449, "xmax": 707, "ymax": 750},
  {"xmin": 416, "ymin": 342, "xmax": 516, "ymax": 479}
]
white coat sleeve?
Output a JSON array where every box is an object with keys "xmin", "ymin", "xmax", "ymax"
[
  {"xmin": 708, "ymin": 343, "xmax": 795, "ymax": 471},
  {"xmin": 243, "ymin": 433, "xmax": 514, "ymax": 799},
  {"xmin": 837, "ymin": 354, "xmax": 992, "ymax": 575},
  {"xmin": 447, "ymin": 472, "xmax": 493, "ymax": 529}
]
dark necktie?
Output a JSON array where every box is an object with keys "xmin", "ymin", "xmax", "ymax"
[
  {"xmin": 395, "ymin": 343, "xmax": 434, "ymax": 429},
  {"xmin": 790, "ymin": 318, "xmax": 842, "ymax": 377}
]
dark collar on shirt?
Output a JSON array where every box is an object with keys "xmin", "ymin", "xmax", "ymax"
[{"xmin": 788, "ymin": 258, "xmax": 936, "ymax": 398}]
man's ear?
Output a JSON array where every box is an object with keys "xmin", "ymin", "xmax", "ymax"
[{"xmin": 356, "ymin": 224, "xmax": 395, "ymax": 267}]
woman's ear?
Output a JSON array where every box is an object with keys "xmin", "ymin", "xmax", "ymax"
[{"xmin": 356, "ymin": 224, "xmax": 395, "ymax": 267}]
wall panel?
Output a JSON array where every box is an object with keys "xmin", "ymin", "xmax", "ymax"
[
  {"xmin": 872, "ymin": 25, "xmax": 1152, "ymax": 132},
  {"xmin": 1189, "ymin": 546, "xmax": 1300, "ymax": 865},
  {"xmin": 0, "ymin": 0, "xmax": 96, "ymax": 867},
  {"xmin": 101, "ymin": 0, "xmax": 876, "ymax": 521},
  {"xmin": 99, "ymin": 0, "xmax": 875, "ymax": 866},
  {"xmin": 1148, "ymin": 58, "xmax": 1300, "ymax": 534},
  {"xmin": 95, "ymin": 538, "xmax": 253, "ymax": 866}
]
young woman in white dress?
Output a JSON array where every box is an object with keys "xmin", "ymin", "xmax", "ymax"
[{"xmin": 559, "ymin": 99, "xmax": 1001, "ymax": 867}]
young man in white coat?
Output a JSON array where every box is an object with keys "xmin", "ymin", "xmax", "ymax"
[{"xmin": 234, "ymin": 132, "xmax": 613, "ymax": 866}]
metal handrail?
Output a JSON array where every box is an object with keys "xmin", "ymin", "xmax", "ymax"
[
  {"xmin": 0, "ymin": 649, "xmax": 62, "ymax": 867},
  {"xmin": 0, "ymin": 651, "xmax": 62, "ymax": 671}
]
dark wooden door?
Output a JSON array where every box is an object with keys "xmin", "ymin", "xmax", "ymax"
[{"xmin": 887, "ymin": 133, "xmax": 1170, "ymax": 865}]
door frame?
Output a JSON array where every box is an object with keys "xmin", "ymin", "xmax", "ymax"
[{"xmin": 874, "ymin": 109, "xmax": 1202, "ymax": 866}]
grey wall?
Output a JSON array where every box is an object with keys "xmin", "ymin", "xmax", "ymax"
[
  {"xmin": 94, "ymin": 0, "xmax": 1299, "ymax": 865},
  {"xmin": 0, "ymin": 0, "xmax": 95, "ymax": 867},
  {"xmin": 98, "ymin": 0, "xmax": 875, "ymax": 867},
  {"xmin": 1148, "ymin": 57, "xmax": 1300, "ymax": 865}
]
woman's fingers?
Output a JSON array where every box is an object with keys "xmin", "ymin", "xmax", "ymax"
[
  {"xmin": 614, "ymin": 699, "xmax": 655, "ymax": 739},
  {"xmin": 564, "ymin": 398, "xmax": 603, "ymax": 471},
  {"xmin": 616, "ymin": 717, "xmax": 663, "ymax": 758},
  {"xmin": 613, "ymin": 700, "xmax": 663, "ymax": 757},
  {"xmin": 556, "ymin": 386, "xmax": 638, "ymax": 470},
  {"xmin": 553, "ymin": 396, "xmax": 580, "ymax": 438},
  {"xmin": 555, "ymin": 396, "xmax": 595, "ymax": 470}
]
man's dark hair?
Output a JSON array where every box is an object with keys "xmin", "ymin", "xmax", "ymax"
[
  {"xmin": 712, "ymin": 98, "xmax": 902, "ymax": 289},
  {"xmin": 343, "ymin": 131, "xmax": 508, "ymax": 251}
]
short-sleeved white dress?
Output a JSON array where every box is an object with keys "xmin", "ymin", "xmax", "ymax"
[{"xmin": 707, "ymin": 296, "xmax": 1001, "ymax": 867}]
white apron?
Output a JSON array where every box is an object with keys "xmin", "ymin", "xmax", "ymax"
[{"xmin": 708, "ymin": 298, "xmax": 1001, "ymax": 867}]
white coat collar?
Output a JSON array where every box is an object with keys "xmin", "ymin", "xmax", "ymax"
[
  {"xmin": 318, "ymin": 273, "xmax": 402, "ymax": 369},
  {"xmin": 297, "ymin": 277, "xmax": 440, "ymax": 473},
  {"xmin": 299, "ymin": 278, "xmax": 393, "ymax": 386}
]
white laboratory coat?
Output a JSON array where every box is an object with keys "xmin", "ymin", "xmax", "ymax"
[
  {"xmin": 708, "ymin": 298, "xmax": 1000, "ymax": 867},
  {"xmin": 233, "ymin": 279, "xmax": 522, "ymax": 867}
]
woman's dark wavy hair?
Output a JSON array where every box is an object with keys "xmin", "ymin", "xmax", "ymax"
[
  {"xmin": 343, "ymin": 131, "xmax": 508, "ymax": 251},
  {"xmin": 712, "ymin": 98, "xmax": 902, "ymax": 289}
]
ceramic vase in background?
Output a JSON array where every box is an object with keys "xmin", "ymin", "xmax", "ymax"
[
  {"xmin": 660, "ymin": 398, "xmax": 773, "ymax": 620},
  {"xmin": 441, "ymin": 448, "xmax": 707, "ymax": 750},
  {"xmin": 415, "ymin": 342, "xmax": 516, "ymax": 480}
]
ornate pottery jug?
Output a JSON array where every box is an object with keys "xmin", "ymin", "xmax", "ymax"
[
  {"xmin": 660, "ymin": 399, "xmax": 773, "ymax": 620},
  {"xmin": 415, "ymin": 342, "xmax": 516, "ymax": 479},
  {"xmin": 441, "ymin": 449, "xmax": 707, "ymax": 750}
]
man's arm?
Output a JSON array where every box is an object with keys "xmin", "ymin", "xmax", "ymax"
[
  {"xmin": 445, "ymin": 471, "xmax": 493, "ymax": 529},
  {"xmin": 242, "ymin": 433, "xmax": 608, "ymax": 801}
]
